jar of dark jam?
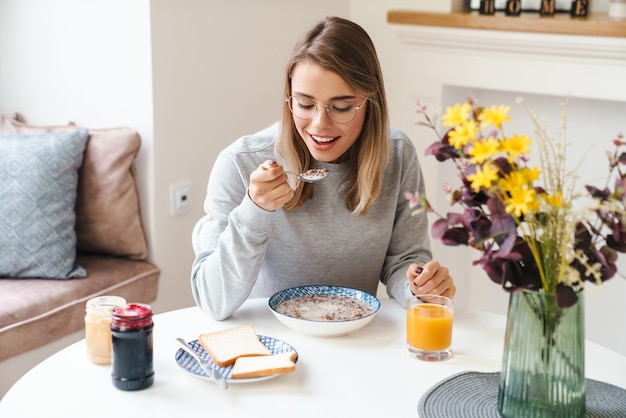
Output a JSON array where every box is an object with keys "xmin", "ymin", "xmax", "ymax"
[{"xmin": 110, "ymin": 303, "xmax": 154, "ymax": 391}]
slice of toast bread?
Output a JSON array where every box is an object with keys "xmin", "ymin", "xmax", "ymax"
[
  {"xmin": 198, "ymin": 325, "xmax": 272, "ymax": 367},
  {"xmin": 230, "ymin": 350, "xmax": 297, "ymax": 379}
]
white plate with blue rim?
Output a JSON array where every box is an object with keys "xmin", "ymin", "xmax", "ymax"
[{"xmin": 174, "ymin": 335, "xmax": 298, "ymax": 383}]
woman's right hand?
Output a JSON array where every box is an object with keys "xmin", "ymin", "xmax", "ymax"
[{"xmin": 248, "ymin": 160, "xmax": 294, "ymax": 211}]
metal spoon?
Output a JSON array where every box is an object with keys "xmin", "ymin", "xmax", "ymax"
[
  {"xmin": 175, "ymin": 337, "xmax": 228, "ymax": 389},
  {"xmin": 284, "ymin": 168, "xmax": 329, "ymax": 183}
]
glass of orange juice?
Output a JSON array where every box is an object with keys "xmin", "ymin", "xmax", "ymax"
[{"xmin": 406, "ymin": 294, "xmax": 453, "ymax": 361}]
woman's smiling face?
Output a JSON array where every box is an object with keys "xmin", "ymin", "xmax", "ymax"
[{"xmin": 289, "ymin": 61, "xmax": 367, "ymax": 163}]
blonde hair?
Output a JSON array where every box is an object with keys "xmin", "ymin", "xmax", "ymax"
[{"xmin": 275, "ymin": 16, "xmax": 390, "ymax": 215}]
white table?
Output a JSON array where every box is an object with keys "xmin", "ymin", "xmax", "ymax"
[{"xmin": 1, "ymin": 298, "xmax": 624, "ymax": 417}]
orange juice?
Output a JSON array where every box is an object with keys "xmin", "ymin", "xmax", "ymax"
[{"xmin": 407, "ymin": 303, "xmax": 453, "ymax": 350}]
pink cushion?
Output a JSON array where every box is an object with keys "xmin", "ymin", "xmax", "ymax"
[{"xmin": 0, "ymin": 114, "xmax": 148, "ymax": 259}]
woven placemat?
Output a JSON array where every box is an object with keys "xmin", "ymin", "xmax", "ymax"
[{"xmin": 418, "ymin": 371, "xmax": 626, "ymax": 418}]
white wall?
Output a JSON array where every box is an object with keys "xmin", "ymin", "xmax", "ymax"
[{"xmin": 0, "ymin": 0, "xmax": 155, "ymax": 236}]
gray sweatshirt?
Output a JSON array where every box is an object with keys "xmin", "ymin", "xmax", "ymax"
[{"xmin": 191, "ymin": 123, "xmax": 432, "ymax": 320}]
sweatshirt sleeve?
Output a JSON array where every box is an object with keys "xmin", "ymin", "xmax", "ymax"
[
  {"xmin": 381, "ymin": 131, "xmax": 433, "ymax": 307},
  {"xmin": 191, "ymin": 148, "xmax": 275, "ymax": 320}
]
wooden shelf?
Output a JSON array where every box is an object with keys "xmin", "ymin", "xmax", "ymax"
[{"xmin": 387, "ymin": 10, "xmax": 626, "ymax": 38}]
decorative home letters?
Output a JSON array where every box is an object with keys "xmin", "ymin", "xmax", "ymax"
[
  {"xmin": 570, "ymin": 0, "xmax": 588, "ymax": 16},
  {"xmin": 480, "ymin": 0, "xmax": 496, "ymax": 14},
  {"xmin": 472, "ymin": 0, "xmax": 587, "ymax": 15},
  {"xmin": 506, "ymin": 0, "xmax": 522, "ymax": 15},
  {"xmin": 540, "ymin": 0, "xmax": 556, "ymax": 15}
]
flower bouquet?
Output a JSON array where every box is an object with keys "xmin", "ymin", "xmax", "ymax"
[{"xmin": 409, "ymin": 96, "xmax": 625, "ymax": 417}]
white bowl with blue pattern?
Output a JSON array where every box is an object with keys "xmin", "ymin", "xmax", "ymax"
[{"xmin": 268, "ymin": 285, "xmax": 380, "ymax": 337}]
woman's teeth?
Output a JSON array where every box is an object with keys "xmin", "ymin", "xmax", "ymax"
[{"xmin": 312, "ymin": 135, "xmax": 337, "ymax": 143}]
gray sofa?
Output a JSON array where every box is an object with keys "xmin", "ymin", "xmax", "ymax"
[{"xmin": 0, "ymin": 114, "xmax": 159, "ymax": 362}]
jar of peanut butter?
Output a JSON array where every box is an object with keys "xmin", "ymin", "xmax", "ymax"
[{"xmin": 85, "ymin": 296, "xmax": 127, "ymax": 365}]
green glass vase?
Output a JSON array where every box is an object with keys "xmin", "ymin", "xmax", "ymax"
[{"xmin": 498, "ymin": 289, "xmax": 586, "ymax": 418}]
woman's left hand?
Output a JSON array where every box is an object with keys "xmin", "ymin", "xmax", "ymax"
[{"xmin": 406, "ymin": 260, "xmax": 456, "ymax": 299}]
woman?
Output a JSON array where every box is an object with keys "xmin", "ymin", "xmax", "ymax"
[{"xmin": 191, "ymin": 16, "xmax": 455, "ymax": 320}]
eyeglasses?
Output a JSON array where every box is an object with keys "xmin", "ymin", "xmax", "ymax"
[{"xmin": 285, "ymin": 95, "xmax": 368, "ymax": 124}]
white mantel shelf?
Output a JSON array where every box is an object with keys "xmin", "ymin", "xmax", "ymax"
[
  {"xmin": 388, "ymin": 11, "xmax": 626, "ymax": 38},
  {"xmin": 386, "ymin": 9, "xmax": 626, "ymax": 103}
]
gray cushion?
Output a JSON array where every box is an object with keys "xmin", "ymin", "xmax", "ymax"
[{"xmin": 0, "ymin": 130, "xmax": 89, "ymax": 278}]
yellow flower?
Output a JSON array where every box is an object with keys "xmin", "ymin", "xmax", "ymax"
[
  {"xmin": 500, "ymin": 134, "xmax": 532, "ymax": 162},
  {"xmin": 544, "ymin": 192, "xmax": 564, "ymax": 207},
  {"xmin": 469, "ymin": 135, "xmax": 499, "ymax": 164},
  {"xmin": 478, "ymin": 104, "xmax": 511, "ymax": 129},
  {"xmin": 467, "ymin": 163, "xmax": 499, "ymax": 192},
  {"xmin": 499, "ymin": 172, "xmax": 524, "ymax": 194},
  {"xmin": 504, "ymin": 186, "xmax": 537, "ymax": 217},
  {"xmin": 498, "ymin": 167, "xmax": 534, "ymax": 188},
  {"xmin": 442, "ymin": 103, "xmax": 472, "ymax": 127},
  {"xmin": 448, "ymin": 120, "xmax": 479, "ymax": 149},
  {"xmin": 521, "ymin": 166, "xmax": 541, "ymax": 183}
]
